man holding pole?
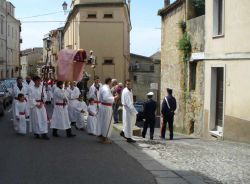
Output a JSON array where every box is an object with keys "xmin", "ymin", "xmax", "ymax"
[
  {"xmin": 29, "ymin": 76, "xmax": 49, "ymax": 140},
  {"xmin": 98, "ymin": 77, "xmax": 118, "ymax": 144}
]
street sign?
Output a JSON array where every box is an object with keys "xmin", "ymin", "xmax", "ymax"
[{"xmin": 150, "ymin": 83, "xmax": 158, "ymax": 90}]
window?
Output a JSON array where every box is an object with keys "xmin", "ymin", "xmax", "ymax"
[
  {"xmin": 213, "ymin": 0, "xmax": 224, "ymax": 36},
  {"xmin": 103, "ymin": 59, "xmax": 113, "ymax": 65},
  {"xmin": 150, "ymin": 65, "xmax": 154, "ymax": 72},
  {"xmin": 103, "ymin": 13, "xmax": 113, "ymax": 19},
  {"xmin": 87, "ymin": 14, "xmax": 97, "ymax": 19},
  {"xmin": 0, "ymin": 18, "xmax": 3, "ymax": 34},
  {"xmin": 189, "ymin": 62, "xmax": 197, "ymax": 91}
]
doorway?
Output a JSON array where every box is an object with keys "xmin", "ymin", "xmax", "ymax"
[{"xmin": 210, "ymin": 67, "xmax": 225, "ymax": 136}]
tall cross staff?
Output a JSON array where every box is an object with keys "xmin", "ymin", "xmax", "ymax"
[{"xmin": 41, "ymin": 36, "xmax": 52, "ymax": 101}]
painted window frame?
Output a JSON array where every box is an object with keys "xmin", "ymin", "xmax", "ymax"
[{"xmin": 213, "ymin": 0, "xmax": 225, "ymax": 38}]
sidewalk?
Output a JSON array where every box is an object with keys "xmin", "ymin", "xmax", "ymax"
[
  {"xmin": 112, "ymin": 125, "xmax": 216, "ymax": 184},
  {"xmin": 112, "ymin": 123, "xmax": 250, "ymax": 184}
]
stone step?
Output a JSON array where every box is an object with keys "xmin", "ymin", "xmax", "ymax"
[{"xmin": 113, "ymin": 122, "xmax": 142, "ymax": 136}]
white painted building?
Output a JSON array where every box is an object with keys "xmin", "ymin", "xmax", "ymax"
[{"xmin": 0, "ymin": 0, "xmax": 21, "ymax": 79}]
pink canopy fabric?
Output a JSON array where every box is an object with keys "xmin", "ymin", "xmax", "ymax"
[{"xmin": 57, "ymin": 49, "xmax": 87, "ymax": 81}]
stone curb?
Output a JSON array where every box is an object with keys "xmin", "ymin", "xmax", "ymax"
[{"xmin": 112, "ymin": 130, "xmax": 207, "ymax": 184}]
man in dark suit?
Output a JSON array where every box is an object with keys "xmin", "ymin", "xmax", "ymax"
[
  {"xmin": 161, "ymin": 88, "xmax": 177, "ymax": 140},
  {"xmin": 142, "ymin": 92, "xmax": 157, "ymax": 140}
]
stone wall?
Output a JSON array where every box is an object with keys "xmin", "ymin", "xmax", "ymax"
[
  {"xmin": 160, "ymin": 4, "xmax": 186, "ymax": 133},
  {"xmin": 160, "ymin": 3, "xmax": 205, "ymax": 136}
]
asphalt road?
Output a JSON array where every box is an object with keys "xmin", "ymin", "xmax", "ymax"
[{"xmin": 0, "ymin": 106, "xmax": 156, "ymax": 184}]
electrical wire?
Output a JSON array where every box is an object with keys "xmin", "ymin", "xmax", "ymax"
[{"xmin": 18, "ymin": 11, "xmax": 65, "ymax": 19}]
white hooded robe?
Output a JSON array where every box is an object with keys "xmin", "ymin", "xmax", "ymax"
[
  {"xmin": 50, "ymin": 87, "xmax": 71, "ymax": 130},
  {"xmin": 67, "ymin": 87, "xmax": 80, "ymax": 123},
  {"xmin": 15, "ymin": 100, "xmax": 28, "ymax": 134},
  {"xmin": 98, "ymin": 84, "xmax": 114, "ymax": 138},
  {"xmin": 87, "ymin": 104, "xmax": 97, "ymax": 135},
  {"xmin": 75, "ymin": 100, "xmax": 87, "ymax": 129},
  {"xmin": 121, "ymin": 87, "xmax": 138, "ymax": 138},
  {"xmin": 29, "ymin": 85, "xmax": 48, "ymax": 134}
]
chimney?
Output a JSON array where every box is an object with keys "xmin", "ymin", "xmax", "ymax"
[{"xmin": 164, "ymin": 0, "xmax": 170, "ymax": 7}]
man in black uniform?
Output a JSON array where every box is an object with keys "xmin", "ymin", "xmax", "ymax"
[
  {"xmin": 142, "ymin": 92, "xmax": 157, "ymax": 140},
  {"xmin": 161, "ymin": 88, "xmax": 177, "ymax": 140}
]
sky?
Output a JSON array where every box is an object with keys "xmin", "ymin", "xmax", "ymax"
[{"xmin": 10, "ymin": 0, "xmax": 165, "ymax": 57}]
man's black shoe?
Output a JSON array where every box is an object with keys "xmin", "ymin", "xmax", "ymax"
[
  {"xmin": 127, "ymin": 138, "xmax": 136, "ymax": 143},
  {"xmin": 34, "ymin": 134, "xmax": 40, "ymax": 139},
  {"xmin": 120, "ymin": 131, "xmax": 125, "ymax": 138},
  {"xmin": 150, "ymin": 137, "xmax": 153, "ymax": 140},
  {"xmin": 170, "ymin": 137, "xmax": 173, "ymax": 140},
  {"xmin": 142, "ymin": 134, "xmax": 145, "ymax": 138}
]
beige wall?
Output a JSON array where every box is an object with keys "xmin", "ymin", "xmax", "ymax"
[
  {"xmin": 204, "ymin": 60, "xmax": 250, "ymax": 122},
  {"xmin": 204, "ymin": 0, "xmax": 250, "ymax": 143},
  {"xmin": 64, "ymin": 3, "xmax": 130, "ymax": 83},
  {"xmin": 205, "ymin": 0, "xmax": 250, "ymax": 54}
]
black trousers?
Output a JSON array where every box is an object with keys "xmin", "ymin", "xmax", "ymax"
[
  {"xmin": 161, "ymin": 117, "xmax": 174, "ymax": 139},
  {"xmin": 142, "ymin": 118, "xmax": 155, "ymax": 139}
]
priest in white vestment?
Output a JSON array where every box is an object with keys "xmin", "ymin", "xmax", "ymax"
[{"xmin": 121, "ymin": 79, "xmax": 138, "ymax": 143}]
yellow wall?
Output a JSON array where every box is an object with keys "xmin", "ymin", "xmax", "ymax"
[
  {"xmin": 204, "ymin": 61, "xmax": 250, "ymax": 122},
  {"xmin": 204, "ymin": 0, "xmax": 250, "ymax": 142},
  {"xmin": 205, "ymin": 0, "xmax": 250, "ymax": 54},
  {"xmin": 64, "ymin": 4, "xmax": 130, "ymax": 83}
]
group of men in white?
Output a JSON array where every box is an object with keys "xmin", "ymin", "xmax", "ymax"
[{"xmin": 12, "ymin": 75, "xmax": 138, "ymax": 144}]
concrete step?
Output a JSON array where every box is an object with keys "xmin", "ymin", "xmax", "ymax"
[{"xmin": 113, "ymin": 122, "xmax": 142, "ymax": 136}]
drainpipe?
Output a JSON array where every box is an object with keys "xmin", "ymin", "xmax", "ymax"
[{"xmin": 5, "ymin": 6, "xmax": 8, "ymax": 79}]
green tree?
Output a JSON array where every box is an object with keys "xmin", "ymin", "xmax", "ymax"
[{"xmin": 192, "ymin": 0, "xmax": 205, "ymax": 16}]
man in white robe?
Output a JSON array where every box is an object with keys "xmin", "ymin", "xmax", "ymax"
[
  {"xmin": 67, "ymin": 81, "xmax": 80, "ymax": 126},
  {"xmin": 120, "ymin": 79, "xmax": 138, "ymax": 143},
  {"xmin": 29, "ymin": 76, "xmax": 49, "ymax": 140},
  {"xmin": 98, "ymin": 77, "xmax": 117, "ymax": 144},
  {"xmin": 23, "ymin": 76, "xmax": 34, "ymax": 93},
  {"xmin": 50, "ymin": 81, "xmax": 76, "ymax": 138},
  {"xmin": 88, "ymin": 75, "xmax": 102, "ymax": 107}
]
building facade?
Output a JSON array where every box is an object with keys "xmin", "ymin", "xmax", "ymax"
[
  {"xmin": 159, "ymin": 0, "xmax": 250, "ymax": 143},
  {"xmin": 20, "ymin": 48, "xmax": 43, "ymax": 78},
  {"xmin": 159, "ymin": 0, "xmax": 205, "ymax": 135},
  {"xmin": 63, "ymin": 0, "xmax": 131, "ymax": 83},
  {"xmin": 129, "ymin": 52, "xmax": 161, "ymax": 113},
  {"xmin": 203, "ymin": 0, "xmax": 250, "ymax": 143},
  {"xmin": 0, "ymin": 0, "xmax": 20, "ymax": 79},
  {"xmin": 42, "ymin": 27, "xmax": 64, "ymax": 79}
]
